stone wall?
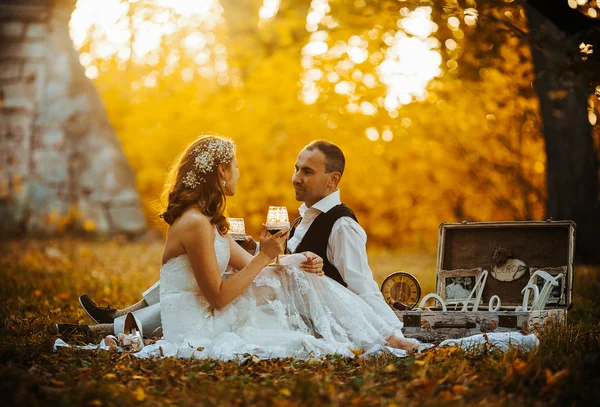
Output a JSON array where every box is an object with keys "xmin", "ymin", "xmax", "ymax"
[{"xmin": 0, "ymin": 0, "xmax": 146, "ymax": 236}]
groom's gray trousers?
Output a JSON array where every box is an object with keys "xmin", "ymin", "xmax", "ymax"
[{"xmin": 113, "ymin": 282, "xmax": 161, "ymax": 336}]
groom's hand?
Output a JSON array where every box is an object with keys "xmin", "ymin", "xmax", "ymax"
[
  {"xmin": 299, "ymin": 252, "xmax": 324, "ymax": 276},
  {"xmin": 237, "ymin": 236, "xmax": 257, "ymax": 255},
  {"xmin": 259, "ymin": 226, "xmax": 289, "ymax": 262}
]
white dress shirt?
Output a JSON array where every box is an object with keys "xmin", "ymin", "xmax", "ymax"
[{"xmin": 287, "ymin": 190, "xmax": 403, "ymax": 334}]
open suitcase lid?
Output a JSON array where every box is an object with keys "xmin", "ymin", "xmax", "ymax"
[{"xmin": 435, "ymin": 220, "xmax": 575, "ymax": 309}]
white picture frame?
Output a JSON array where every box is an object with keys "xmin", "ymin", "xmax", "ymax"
[
  {"xmin": 438, "ymin": 267, "xmax": 483, "ymax": 305},
  {"xmin": 528, "ymin": 266, "xmax": 567, "ymax": 306}
]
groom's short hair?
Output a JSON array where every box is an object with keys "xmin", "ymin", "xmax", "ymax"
[{"xmin": 305, "ymin": 140, "xmax": 345, "ymax": 175}]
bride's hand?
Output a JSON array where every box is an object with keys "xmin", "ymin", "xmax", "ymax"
[
  {"xmin": 299, "ymin": 251, "xmax": 324, "ymax": 276},
  {"xmin": 258, "ymin": 226, "xmax": 289, "ymax": 261}
]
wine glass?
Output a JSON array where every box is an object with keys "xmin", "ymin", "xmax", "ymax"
[
  {"xmin": 265, "ymin": 206, "xmax": 290, "ymax": 261},
  {"xmin": 227, "ymin": 218, "xmax": 246, "ymax": 243},
  {"xmin": 265, "ymin": 206, "xmax": 290, "ymax": 236}
]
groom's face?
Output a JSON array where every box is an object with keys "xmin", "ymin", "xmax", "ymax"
[{"xmin": 292, "ymin": 148, "xmax": 333, "ymax": 207}]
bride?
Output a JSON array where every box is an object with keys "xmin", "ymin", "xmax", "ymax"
[{"xmin": 126, "ymin": 135, "xmax": 416, "ymax": 359}]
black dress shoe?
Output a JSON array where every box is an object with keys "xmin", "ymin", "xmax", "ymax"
[
  {"xmin": 55, "ymin": 323, "xmax": 91, "ymax": 336},
  {"xmin": 78, "ymin": 294, "xmax": 117, "ymax": 324}
]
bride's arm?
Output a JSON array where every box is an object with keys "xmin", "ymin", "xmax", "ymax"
[
  {"xmin": 180, "ymin": 215, "xmax": 286, "ymax": 310},
  {"xmin": 227, "ymin": 234, "xmax": 254, "ymax": 270}
]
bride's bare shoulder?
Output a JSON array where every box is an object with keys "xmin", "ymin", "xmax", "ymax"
[
  {"xmin": 171, "ymin": 208, "xmax": 213, "ymax": 235},
  {"xmin": 162, "ymin": 209, "xmax": 214, "ymax": 263}
]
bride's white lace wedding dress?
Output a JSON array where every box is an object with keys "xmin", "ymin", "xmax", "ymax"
[{"xmin": 153, "ymin": 228, "xmax": 397, "ymax": 360}]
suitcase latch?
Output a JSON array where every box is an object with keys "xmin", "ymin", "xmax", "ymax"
[
  {"xmin": 498, "ymin": 315, "xmax": 518, "ymax": 328},
  {"xmin": 403, "ymin": 314, "xmax": 421, "ymax": 327}
]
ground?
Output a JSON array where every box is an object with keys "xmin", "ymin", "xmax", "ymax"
[{"xmin": 1, "ymin": 237, "xmax": 599, "ymax": 406}]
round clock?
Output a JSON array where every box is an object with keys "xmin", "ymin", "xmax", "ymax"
[{"xmin": 381, "ymin": 272, "xmax": 422, "ymax": 310}]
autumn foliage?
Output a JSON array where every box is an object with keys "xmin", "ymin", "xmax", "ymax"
[{"xmin": 67, "ymin": 0, "xmax": 597, "ymax": 247}]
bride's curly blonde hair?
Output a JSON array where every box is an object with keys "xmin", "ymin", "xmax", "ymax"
[{"xmin": 159, "ymin": 135, "xmax": 235, "ymax": 235}]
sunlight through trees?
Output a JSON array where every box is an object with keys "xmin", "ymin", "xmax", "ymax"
[{"xmin": 65, "ymin": 0, "xmax": 599, "ymax": 250}]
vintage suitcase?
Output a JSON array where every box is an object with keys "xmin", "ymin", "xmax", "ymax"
[{"xmin": 393, "ymin": 220, "xmax": 575, "ymax": 342}]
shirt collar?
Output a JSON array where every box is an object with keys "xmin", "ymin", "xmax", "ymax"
[{"xmin": 298, "ymin": 190, "xmax": 341, "ymax": 217}]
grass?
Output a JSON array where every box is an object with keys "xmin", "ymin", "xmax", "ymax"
[{"xmin": 1, "ymin": 237, "xmax": 600, "ymax": 406}]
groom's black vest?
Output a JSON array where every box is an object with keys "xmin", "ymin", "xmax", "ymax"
[{"xmin": 286, "ymin": 204, "xmax": 358, "ymax": 287}]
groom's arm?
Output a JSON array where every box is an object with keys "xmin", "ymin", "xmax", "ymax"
[{"xmin": 327, "ymin": 219, "xmax": 403, "ymax": 330}]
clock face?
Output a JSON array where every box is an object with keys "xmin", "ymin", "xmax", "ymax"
[{"xmin": 381, "ymin": 272, "xmax": 422, "ymax": 309}]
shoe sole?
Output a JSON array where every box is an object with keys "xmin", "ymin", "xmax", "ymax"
[{"xmin": 78, "ymin": 296, "xmax": 100, "ymax": 324}]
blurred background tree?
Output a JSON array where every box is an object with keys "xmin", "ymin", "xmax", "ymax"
[
  {"xmin": 68, "ymin": 0, "xmax": 599, "ymax": 261},
  {"xmin": 524, "ymin": 0, "xmax": 600, "ymax": 263}
]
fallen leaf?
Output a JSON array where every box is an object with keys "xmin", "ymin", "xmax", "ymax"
[
  {"xmin": 545, "ymin": 368, "xmax": 569, "ymax": 386},
  {"xmin": 512, "ymin": 358, "xmax": 527, "ymax": 375},
  {"xmin": 279, "ymin": 388, "xmax": 291, "ymax": 397},
  {"xmin": 50, "ymin": 379, "xmax": 65, "ymax": 387},
  {"xmin": 408, "ymin": 377, "xmax": 433, "ymax": 391},
  {"xmin": 452, "ymin": 384, "xmax": 467, "ymax": 395},
  {"xmin": 438, "ymin": 390, "xmax": 455, "ymax": 401},
  {"xmin": 351, "ymin": 396, "xmax": 363, "ymax": 405},
  {"xmin": 133, "ymin": 387, "xmax": 146, "ymax": 402}
]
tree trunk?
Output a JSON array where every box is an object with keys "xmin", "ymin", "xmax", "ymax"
[
  {"xmin": 0, "ymin": 0, "xmax": 146, "ymax": 236},
  {"xmin": 525, "ymin": 4, "xmax": 600, "ymax": 264}
]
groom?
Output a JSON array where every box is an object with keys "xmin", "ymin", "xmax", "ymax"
[
  {"xmin": 79, "ymin": 140, "xmax": 406, "ymax": 343},
  {"xmin": 243, "ymin": 140, "xmax": 403, "ymax": 335},
  {"xmin": 288, "ymin": 140, "xmax": 405, "ymax": 338}
]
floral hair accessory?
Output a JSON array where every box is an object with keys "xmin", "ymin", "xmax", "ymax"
[{"xmin": 183, "ymin": 138, "xmax": 235, "ymax": 189}]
